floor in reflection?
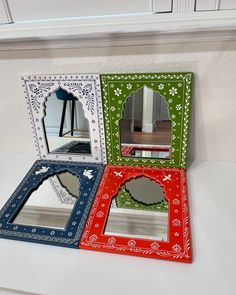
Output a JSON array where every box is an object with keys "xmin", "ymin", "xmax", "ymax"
[
  {"xmin": 105, "ymin": 208, "xmax": 168, "ymax": 241},
  {"xmin": 120, "ymin": 120, "xmax": 171, "ymax": 145}
]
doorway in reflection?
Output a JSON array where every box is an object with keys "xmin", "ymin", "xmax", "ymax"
[
  {"xmin": 105, "ymin": 176, "xmax": 168, "ymax": 241},
  {"xmin": 11, "ymin": 171, "xmax": 80, "ymax": 229},
  {"xmin": 120, "ymin": 87, "xmax": 172, "ymax": 159},
  {"xmin": 44, "ymin": 87, "xmax": 91, "ymax": 155}
]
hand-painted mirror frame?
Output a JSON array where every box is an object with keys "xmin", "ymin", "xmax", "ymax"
[
  {"xmin": 101, "ymin": 72, "xmax": 192, "ymax": 168},
  {"xmin": 0, "ymin": 160, "xmax": 104, "ymax": 248},
  {"xmin": 80, "ymin": 165, "xmax": 191, "ymax": 262},
  {"xmin": 22, "ymin": 74, "xmax": 107, "ymax": 163}
]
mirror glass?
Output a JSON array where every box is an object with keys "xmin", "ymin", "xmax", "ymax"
[
  {"xmin": 104, "ymin": 176, "xmax": 168, "ymax": 241},
  {"xmin": 12, "ymin": 171, "xmax": 79, "ymax": 229},
  {"xmin": 120, "ymin": 87, "xmax": 171, "ymax": 159},
  {"xmin": 44, "ymin": 88, "xmax": 91, "ymax": 154}
]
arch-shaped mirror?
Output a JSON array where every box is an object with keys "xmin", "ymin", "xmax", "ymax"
[
  {"xmin": 120, "ymin": 86, "xmax": 171, "ymax": 159},
  {"xmin": 12, "ymin": 170, "xmax": 80, "ymax": 229},
  {"xmin": 105, "ymin": 176, "xmax": 168, "ymax": 241},
  {"xmin": 44, "ymin": 87, "xmax": 91, "ymax": 155}
]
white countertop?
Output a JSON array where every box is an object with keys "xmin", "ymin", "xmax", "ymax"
[{"xmin": 0, "ymin": 154, "xmax": 235, "ymax": 295}]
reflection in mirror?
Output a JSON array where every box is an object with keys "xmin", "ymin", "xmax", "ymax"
[
  {"xmin": 105, "ymin": 176, "xmax": 168, "ymax": 241},
  {"xmin": 12, "ymin": 171, "xmax": 79, "ymax": 229},
  {"xmin": 120, "ymin": 87, "xmax": 171, "ymax": 159},
  {"xmin": 44, "ymin": 88, "xmax": 91, "ymax": 155}
]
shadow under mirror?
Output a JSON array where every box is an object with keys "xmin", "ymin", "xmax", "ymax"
[
  {"xmin": 44, "ymin": 88, "xmax": 91, "ymax": 155},
  {"xmin": 104, "ymin": 176, "xmax": 168, "ymax": 241},
  {"xmin": 11, "ymin": 171, "xmax": 80, "ymax": 229},
  {"xmin": 120, "ymin": 86, "xmax": 172, "ymax": 159}
]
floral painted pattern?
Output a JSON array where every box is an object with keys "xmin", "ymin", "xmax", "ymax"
[{"xmin": 101, "ymin": 73, "xmax": 192, "ymax": 168}]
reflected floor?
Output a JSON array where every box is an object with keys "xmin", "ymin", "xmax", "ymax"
[
  {"xmin": 120, "ymin": 120, "xmax": 172, "ymax": 145},
  {"xmin": 47, "ymin": 130, "xmax": 90, "ymax": 152},
  {"xmin": 13, "ymin": 206, "xmax": 72, "ymax": 229},
  {"xmin": 105, "ymin": 208, "xmax": 168, "ymax": 241}
]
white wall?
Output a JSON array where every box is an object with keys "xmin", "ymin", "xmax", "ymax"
[{"xmin": 0, "ymin": 40, "xmax": 236, "ymax": 161}]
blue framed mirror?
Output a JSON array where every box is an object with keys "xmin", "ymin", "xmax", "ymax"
[{"xmin": 0, "ymin": 160, "xmax": 104, "ymax": 248}]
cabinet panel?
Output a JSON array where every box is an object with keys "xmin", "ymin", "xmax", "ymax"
[
  {"xmin": 152, "ymin": 0, "xmax": 172, "ymax": 13},
  {"xmin": 219, "ymin": 0, "xmax": 236, "ymax": 10},
  {"xmin": 196, "ymin": 0, "xmax": 236, "ymax": 11},
  {"xmin": 195, "ymin": 0, "xmax": 218, "ymax": 11},
  {"xmin": 7, "ymin": 0, "xmax": 152, "ymax": 22}
]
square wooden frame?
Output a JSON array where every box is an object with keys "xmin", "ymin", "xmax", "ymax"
[
  {"xmin": 0, "ymin": 160, "xmax": 104, "ymax": 248},
  {"xmin": 101, "ymin": 72, "xmax": 192, "ymax": 168},
  {"xmin": 80, "ymin": 165, "xmax": 192, "ymax": 262},
  {"xmin": 22, "ymin": 74, "xmax": 107, "ymax": 163}
]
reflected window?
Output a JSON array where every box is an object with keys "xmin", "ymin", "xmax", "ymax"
[
  {"xmin": 44, "ymin": 88, "xmax": 91, "ymax": 154},
  {"xmin": 105, "ymin": 176, "xmax": 168, "ymax": 241},
  {"xmin": 11, "ymin": 171, "xmax": 79, "ymax": 229},
  {"xmin": 120, "ymin": 87, "xmax": 172, "ymax": 159}
]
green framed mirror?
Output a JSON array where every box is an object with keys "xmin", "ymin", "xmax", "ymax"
[{"xmin": 101, "ymin": 72, "xmax": 192, "ymax": 168}]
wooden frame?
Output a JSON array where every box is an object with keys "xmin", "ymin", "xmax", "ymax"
[
  {"xmin": 22, "ymin": 74, "xmax": 107, "ymax": 164},
  {"xmin": 101, "ymin": 72, "xmax": 192, "ymax": 168},
  {"xmin": 0, "ymin": 160, "xmax": 104, "ymax": 248},
  {"xmin": 80, "ymin": 165, "xmax": 191, "ymax": 263}
]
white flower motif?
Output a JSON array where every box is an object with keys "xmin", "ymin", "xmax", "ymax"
[
  {"xmin": 174, "ymin": 232, "xmax": 179, "ymax": 237},
  {"xmin": 150, "ymin": 242, "xmax": 160, "ymax": 251},
  {"xmin": 171, "ymin": 114, "xmax": 176, "ymax": 119},
  {"xmin": 168, "ymin": 99, "xmax": 173, "ymax": 103},
  {"xmin": 169, "ymin": 87, "xmax": 178, "ymax": 96},
  {"xmin": 128, "ymin": 239, "xmax": 136, "ymax": 247},
  {"xmin": 176, "ymin": 104, "xmax": 182, "ymax": 111},
  {"xmin": 178, "ymin": 83, "xmax": 182, "ymax": 88},
  {"xmin": 172, "ymin": 199, "xmax": 180, "ymax": 205},
  {"xmin": 127, "ymin": 83, "xmax": 132, "ymax": 90},
  {"xmin": 50, "ymin": 231, "xmax": 55, "ymax": 235},
  {"xmin": 32, "ymin": 228, "xmax": 37, "ymax": 233},
  {"xmin": 118, "ymin": 100, "xmax": 122, "ymax": 104},
  {"xmin": 95, "ymin": 223, "xmax": 99, "ymax": 228},
  {"xmin": 110, "ymin": 106, "xmax": 116, "ymax": 112},
  {"xmin": 108, "ymin": 237, "xmax": 116, "ymax": 245},
  {"xmin": 172, "ymin": 219, "xmax": 181, "ymax": 226},
  {"xmin": 172, "ymin": 244, "xmax": 181, "ymax": 253},
  {"xmin": 13, "ymin": 226, "xmax": 18, "ymax": 230},
  {"xmin": 110, "ymin": 84, "xmax": 114, "ymax": 88},
  {"xmin": 114, "ymin": 88, "xmax": 122, "ymax": 96},
  {"xmin": 172, "ymin": 121, "xmax": 176, "ymax": 126},
  {"xmin": 158, "ymin": 84, "xmax": 164, "ymax": 90},
  {"xmin": 89, "ymin": 234, "xmax": 98, "ymax": 242},
  {"xmin": 96, "ymin": 211, "xmax": 104, "ymax": 218}
]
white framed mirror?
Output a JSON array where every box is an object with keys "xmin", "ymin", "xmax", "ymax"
[{"xmin": 22, "ymin": 74, "xmax": 106, "ymax": 163}]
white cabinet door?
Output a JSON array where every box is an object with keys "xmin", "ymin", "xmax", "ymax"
[
  {"xmin": 7, "ymin": 0, "xmax": 152, "ymax": 22},
  {"xmin": 196, "ymin": 0, "xmax": 236, "ymax": 11},
  {"xmin": 0, "ymin": 0, "xmax": 9, "ymax": 24},
  {"xmin": 152, "ymin": 0, "xmax": 172, "ymax": 13},
  {"xmin": 195, "ymin": 0, "xmax": 218, "ymax": 11},
  {"xmin": 219, "ymin": 0, "xmax": 236, "ymax": 9}
]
